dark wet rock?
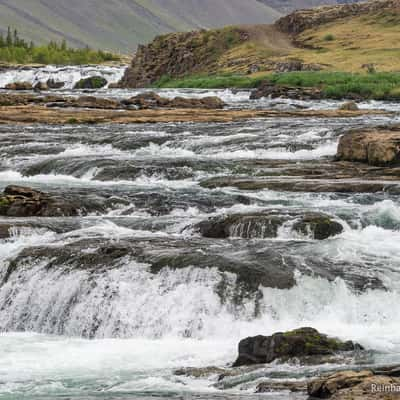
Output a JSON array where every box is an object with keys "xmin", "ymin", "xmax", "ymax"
[
  {"xmin": 74, "ymin": 76, "xmax": 108, "ymax": 89},
  {"xmin": 0, "ymin": 185, "xmax": 79, "ymax": 217},
  {"xmin": 5, "ymin": 81, "xmax": 33, "ymax": 90},
  {"xmin": 121, "ymin": 92, "xmax": 226, "ymax": 110},
  {"xmin": 0, "ymin": 223, "xmax": 13, "ymax": 239},
  {"xmin": 233, "ymin": 327, "xmax": 363, "ymax": 367},
  {"xmin": 250, "ymin": 81, "xmax": 323, "ymax": 100},
  {"xmin": 339, "ymin": 101, "xmax": 359, "ymax": 111},
  {"xmin": 200, "ymin": 176, "xmax": 394, "ymax": 193},
  {"xmin": 292, "ymin": 213, "xmax": 343, "ymax": 240},
  {"xmin": 194, "ymin": 211, "xmax": 343, "ymax": 240},
  {"xmin": 174, "ymin": 367, "xmax": 228, "ymax": 378},
  {"xmin": 34, "ymin": 82, "xmax": 48, "ymax": 91},
  {"xmin": 46, "ymin": 79, "xmax": 65, "ymax": 89},
  {"xmin": 337, "ymin": 127, "xmax": 400, "ymax": 166}
]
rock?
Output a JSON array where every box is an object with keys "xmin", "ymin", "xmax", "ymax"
[
  {"xmin": 121, "ymin": 92, "xmax": 226, "ymax": 109},
  {"xmin": 34, "ymin": 82, "xmax": 49, "ymax": 91},
  {"xmin": 250, "ymin": 81, "xmax": 323, "ymax": 100},
  {"xmin": 337, "ymin": 127, "xmax": 400, "ymax": 166},
  {"xmin": 194, "ymin": 211, "xmax": 343, "ymax": 240},
  {"xmin": 46, "ymin": 79, "xmax": 65, "ymax": 89},
  {"xmin": 232, "ymin": 327, "xmax": 363, "ymax": 367},
  {"xmin": 174, "ymin": 367, "xmax": 227, "ymax": 378},
  {"xmin": 5, "ymin": 81, "xmax": 33, "ymax": 90},
  {"xmin": 74, "ymin": 76, "xmax": 108, "ymax": 89},
  {"xmin": 292, "ymin": 213, "xmax": 343, "ymax": 240},
  {"xmin": 200, "ymin": 176, "xmax": 393, "ymax": 193},
  {"xmin": 256, "ymin": 380, "xmax": 308, "ymax": 393},
  {"xmin": 0, "ymin": 185, "xmax": 79, "ymax": 217},
  {"xmin": 107, "ymin": 82, "xmax": 120, "ymax": 89},
  {"xmin": 339, "ymin": 101, "xmax": 359, "ymax": 111},
  {"xmin": 0, "ymin": 223, "xmax": 13, "ymax": 239},
  {"xmin": 308, "ymin": 369, "xmax": 400, "ymax": 399}
]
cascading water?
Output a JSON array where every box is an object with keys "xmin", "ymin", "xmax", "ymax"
[
  {"xmin": 1, "ymin": 83, "xmax": 400, "ymax": 399},
  {"xmin": 0, "ymin": 65, "xmax": 126, "ymax": 89}
]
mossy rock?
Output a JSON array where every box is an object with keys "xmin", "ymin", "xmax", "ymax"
[
  {"xmin": 233, "ymin": 327, "xmax": 363, "ymax": 367},
  {"xmin": 74, "ymin": 76, "xmax": 108, "ymax": 89}
]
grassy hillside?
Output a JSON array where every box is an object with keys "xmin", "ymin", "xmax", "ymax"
[{"xmin": 0, "ymin": 0, "xmax": 281, "ymax": 53}]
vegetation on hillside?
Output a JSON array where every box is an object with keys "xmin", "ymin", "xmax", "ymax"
[
  {"xmin": 0, "ymin": 28, "xmax": 119, "ymax": 65},
  {"xmin": 154, "ymin": 71, "xmax": 400, "ymax": 100}
]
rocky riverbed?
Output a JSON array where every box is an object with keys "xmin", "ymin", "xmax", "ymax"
[{"xmin": 1, "ymin": 73, "xmax": 400, "ymax": 399}]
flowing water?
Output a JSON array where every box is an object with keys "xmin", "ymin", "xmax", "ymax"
[{"xmin": 1, "ymin": 67, "xmax": 400, "ymax": 399}]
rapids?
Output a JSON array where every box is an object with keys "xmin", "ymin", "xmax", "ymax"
[{"xmin": 1, "ymin": 74, "xmax": 400, "ymax": 399}]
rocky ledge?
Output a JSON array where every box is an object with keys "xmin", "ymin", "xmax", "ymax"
[
  {"xmin": 193, "ymin": 211, "xmax": 343, "ymax": 240},
  {"xmin": 0, "ymin": 185, "xmax": 79, "ymax": 217},
  {"xmin": 337, "ymin": 126, "xmax": 400, "ymax": 167},
  {"xmin": 233, "ymin": 327, "xmax": 363, "ymax": 367}
]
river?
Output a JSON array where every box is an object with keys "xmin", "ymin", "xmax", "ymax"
[{"xmin": 0, "ymin": 66, "xmax": 400, "ymax": 399}]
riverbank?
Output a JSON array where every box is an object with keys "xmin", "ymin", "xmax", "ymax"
[{"xmin": 154, "ymin": 72, "xmax": 400, "ymax": 101}]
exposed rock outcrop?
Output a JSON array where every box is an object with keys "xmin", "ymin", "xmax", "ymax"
[
  {"xmin": 119, "ymin": 27, "xmax": 248, "ymax": 88},
  {"xmin": 233, "ymin": 327, "xmax": 363, "ymax": 367},
  {"xmin": 337, "ymin": 127, "xmax": 400, "ymax": 166},
  {"xmin": 0, "ymin": 185, "xmax": 79, "ymax": 217},
  {"xmin": 275, "ymin": 0, "xmax": 400, "ymax": 35},
  {"xmin": 194, "ymin": 211, "xmax": 343, "ymax": 240}
]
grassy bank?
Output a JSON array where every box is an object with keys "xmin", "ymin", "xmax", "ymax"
[
  {"xmin": 0, "ymin": 28, "xmax": 119, "ymax": 65},
  {"xmin": 154, "ymin": 72, "xmax": 400, "ymax": 100}
]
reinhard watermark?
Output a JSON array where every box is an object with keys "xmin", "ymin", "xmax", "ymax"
[{"xmin": 371, "ymin": 383, "xmax": 400, "ymax": 393}]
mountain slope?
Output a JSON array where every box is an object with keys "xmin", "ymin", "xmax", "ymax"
[{"xmin": 0, "ymin": 0, "xmax": 281, "ymax": 52}]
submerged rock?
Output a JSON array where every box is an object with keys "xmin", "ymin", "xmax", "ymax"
[
  {"xmin": 0, "ymin": 185, "xmax": 79, "ymax": 217},
  {"xmin": 194, "ymin": 211, "xmax": 343, "ymax": 240},
  {"xmin": 74, "ymin": 76, "xmax": 108, "ymax": 89},
  {"xmin": 337, "ymin": 127, "xmax": 400, "ymax": 166},
  {"xmin": 233, "ymin": 327, "xmax": 363, "ymax": 367}
]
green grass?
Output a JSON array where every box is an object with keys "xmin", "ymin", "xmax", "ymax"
[
  {"xmin": 268, "ymin": 71, "xmax": 400, "ymax": 99},
  {"xmin": 154, "ymin": 71, "xmax": 400, "ymax": 100}
]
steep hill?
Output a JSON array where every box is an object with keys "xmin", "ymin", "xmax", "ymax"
[
  {"xmin": 0, "ymin": 0, "xmax": 281, "ymax": 53},
  {"xmin": 257, "ymin": 0, "xmax": 360, "ymax": 14},
  {"xmin": 120, "ymin": 0, "xmax": 400, "ymax": 87}
]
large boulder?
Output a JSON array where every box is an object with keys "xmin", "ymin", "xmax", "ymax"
[
  {"xmin": 74, "ymin": 76, "xmax": 108, "ymax": 89},
  {"xmin": 233, "ymin": 327, "xmax": 363, "ymax": 367},
  {"xmin": 337, "ymin": 128, "xmax": 400, "ymax": 166},
  {"xmin": 194, "ymin": 211, "xmax": 343, "ymax": 240},
  {"xmin": 308, "ymin": 368, "xmax": 400, "ymax": 399},
  {"xmin": 0, "ymin": 185, "xmax": 79, "ymax": 217}
]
